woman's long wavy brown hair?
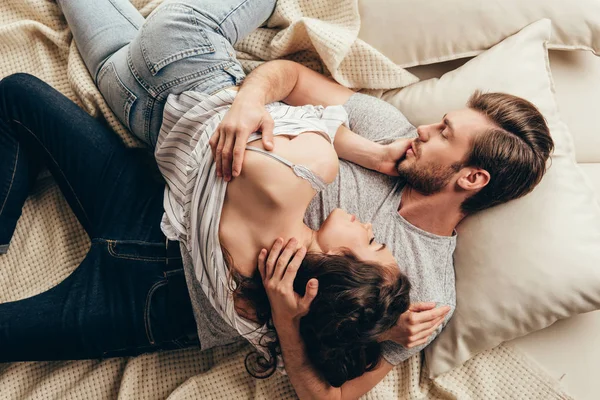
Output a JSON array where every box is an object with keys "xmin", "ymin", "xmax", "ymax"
[{"xmin": 229, "ymin": 249, "xmax": 411, "ymax": 387}]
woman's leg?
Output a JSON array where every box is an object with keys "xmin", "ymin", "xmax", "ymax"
[{"xmin": 0, "ymin": 74, "xmax": 197, "ymax": 360}]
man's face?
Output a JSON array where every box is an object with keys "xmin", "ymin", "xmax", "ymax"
[{"xmin": 397, "ymin": 108, "xmax": 495, "ymax": 195}]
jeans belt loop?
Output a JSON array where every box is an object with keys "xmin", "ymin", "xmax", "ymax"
[{"xmin": 165, "ymin": 237, "xmax": 169, "ymax": 266}]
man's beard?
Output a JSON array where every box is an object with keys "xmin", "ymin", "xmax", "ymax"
[{"xmin": 396, "ymin": 159, "xmax": 462, "ymax": 195}]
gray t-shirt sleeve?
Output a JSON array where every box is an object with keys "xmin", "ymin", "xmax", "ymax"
[
  {"xmin": 381, "ymin": 305, "xmax": 455, "ymax": 365},
  {"xmin": 343, "ymin": 92, "xmax": 417, "ymax": 143}
]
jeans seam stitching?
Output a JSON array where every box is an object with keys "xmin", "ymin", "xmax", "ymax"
[
  {"xmin": 99, "ymin": 238, "xmax": 164, "ymax": 246},
  {"xmin": 97, "ymin": 64, "xmax": 110, "ymax": 85},
  {"xmin": 107, "ymin": 0, "xmax": 142, "ymax": 30},
  {"xmin": 127, "ymin": 51, "xmax": 152, "ymax": 95},
  {"xmin": 138, "ymin": 1, "xmax": 165, "ymax": 75},
  {"xmin": 145, "ymin": 280, "xmax": 168, "ymax": 345},
  {"xmin": 153, "ymin": 7, "xmax": 213, "ymax": 74},
  {"xmin": 153, "ymin": 61, "xmax": 237, "ymax": 94},
  {"xmin": 12, "ymin": 120, "xmax": 92, "ymax": 229},
  {"xmin": 101, "ymin": 63, "xmax": 137, "ymax": 130},
  {"xmin": 0, "ymin": 141, "xmax": 19, "ymax": 216},
  {"xmin": 105, "ymin": 240, "xmax": 181, "ymax": 261},
  {"xmin": 150, "ymin": 45, "xmax": 216, "ymax": 76},
  {"xmin": 141, "ymin": 4, "xmax": 216, "ymax": 76},
  {"xmin": 217, "ymin": 0, "xmax": 253, "ymax": 42},
  {"xmin": 108, "ymin": 242, "xmax": 169, "ymax": 261},
  {"xmin": 144, "ymin": 97, "xmax": 154, "ymax": 145}
]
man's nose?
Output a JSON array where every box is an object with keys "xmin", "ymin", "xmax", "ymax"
[{"xmin": 416, "ymin": 125, "xmax": 429, "ymax": 142}]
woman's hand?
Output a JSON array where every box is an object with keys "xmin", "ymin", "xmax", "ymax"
[
  {"xmin": 209, "ymin": 95, "xmax": 275, "ymax": 182},
  {"xmin": 381, "ymin": 302, "xmax": 451, "ymax": 348},
  {"xmin": 377, "ymin": 138, "xmax": 415, "ymax": 176},
  {"xmin": 258, "ymin": 238, "xmax": 318, "ymax": 327}
]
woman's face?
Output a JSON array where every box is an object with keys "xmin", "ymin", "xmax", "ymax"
[{"xmin": 315, "ymin": 208, "xmax": 397, "ymax": 267}]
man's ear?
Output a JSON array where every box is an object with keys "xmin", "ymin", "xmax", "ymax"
[{"xmin": 457, "ymin": 167, "xmax": 490, "ymax": 192}]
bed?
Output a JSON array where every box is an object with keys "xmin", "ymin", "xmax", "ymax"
[{"xmin": 1, "ymin": 0, "xmax": 598, "ymax": 398}]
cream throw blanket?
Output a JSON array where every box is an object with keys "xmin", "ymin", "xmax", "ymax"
[{"xmin": 0, "ymin": 0, "xmax": 573, "ymax": 398}]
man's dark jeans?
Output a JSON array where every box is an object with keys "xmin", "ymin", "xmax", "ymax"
[{"xmin": 0, "ymin": 74, "xmax": 198, "ymax": 361}]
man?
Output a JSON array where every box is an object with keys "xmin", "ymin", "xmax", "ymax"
[{"xmin": 211, "ymin": 59, "xmax": 554, "ymax": 398}]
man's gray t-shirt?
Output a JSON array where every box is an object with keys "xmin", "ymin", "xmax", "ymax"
[
  {"xmin": 186, "ymin": 92, "xmax": 456, "ymax": 366},
  {"xmin": 303, "ymin": 93, "xmax": 457, "ymax": 365}
]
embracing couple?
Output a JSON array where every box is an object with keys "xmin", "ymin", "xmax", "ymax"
[{"xmin": 0, "ymin": 0, "xmax": 554, "ymax": 398}]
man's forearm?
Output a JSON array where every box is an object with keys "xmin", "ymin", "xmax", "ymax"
[
  {"xmin": 236, "ymin": 60, "xmax": 300, "ymax": 106},
  {"xmin": 237, "ymin": 60, "xmax": 354, "ymax": 108},
  {"xmin": 277, "ymin": 320, "xmax": 341, "ymax": 400}
]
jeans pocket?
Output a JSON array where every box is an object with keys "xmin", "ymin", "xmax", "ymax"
[
  {"xmin": 144, "ymin": 271, "xmax": 196, "ymax": 347},
  {"xmin": 141, "ymin": 3, "xmax": 216, "ymax": 76},
  {"xmin": 144, "ymin": 279, "xmax": 169, "ymax": 345},
  {"xmin": 97, "ymin": 63, "xmax": 137, "ymax": 131},
  {"xmin": 106, "ymin": 240, "xmax": 166, "ymax": 261}
]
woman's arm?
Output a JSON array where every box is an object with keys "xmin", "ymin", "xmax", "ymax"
[
  {"xmin": 276, "ymin": 319, "xmax": 394, "ymax": 400},
  {"xmin": 334, "ymin": 125, "xmax": 415, "ymax": 174}
]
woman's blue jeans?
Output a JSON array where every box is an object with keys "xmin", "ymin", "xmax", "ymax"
[{"xmin": 0, "ymin": 74, "xmax": 198, "ymax": 361}]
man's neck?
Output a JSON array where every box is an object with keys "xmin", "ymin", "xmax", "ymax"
[{"xmin": 398, "ymin": 187, "xmax": 466, "ymax": 237}]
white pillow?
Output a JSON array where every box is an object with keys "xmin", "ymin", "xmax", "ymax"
[
  {"xmin": 358, "ymin": 0, "xmax": 600, "ymax": 68},
  {"xmin": 380, "ymin": 19, "xmax": 600, "ymax": 377}
]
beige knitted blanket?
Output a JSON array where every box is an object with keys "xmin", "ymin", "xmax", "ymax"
[{"xmin": 0, "ymin": 0, "xmax": 573, "ymax": 398}]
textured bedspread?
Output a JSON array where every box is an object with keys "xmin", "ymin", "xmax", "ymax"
[{"xmin": 0, "ymin": 0, "xmax": 573, "ymax": 398}]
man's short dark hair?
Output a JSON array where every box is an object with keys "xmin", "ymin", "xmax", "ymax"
[{"xmin": 461, "ymin": 91, "xmax": 555, "ymax": 213}]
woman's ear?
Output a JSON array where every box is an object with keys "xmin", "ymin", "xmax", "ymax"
[{"xmin": 457, "ymin": 167, "xmax": 490, "ymax": 192}]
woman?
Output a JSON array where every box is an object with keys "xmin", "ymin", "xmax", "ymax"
[{"xmin": 0, "ymin": 0, "xmax": 411, "ymax": 386}]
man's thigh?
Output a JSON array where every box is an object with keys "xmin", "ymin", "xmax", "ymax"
[{"xmin": 0, "ymin": 244, "xmax": 163, "ymax": 361}]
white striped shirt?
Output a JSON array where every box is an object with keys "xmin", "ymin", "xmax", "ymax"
[{"xmin": 155, "ymin": 88, "xmax": 348, "ymax": 364}]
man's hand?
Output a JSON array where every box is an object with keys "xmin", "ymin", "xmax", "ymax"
[
  {"xmin": 258, "ymin": 238, "xmax": 318, "ymax": 326},
  {"xmin": 377, "ymin": 138, "xmax": 415, "ymax": 176},
  {"xmin": 209, "ymin": 96, "xmax": 275, "ymax": 181},
  {"xmin": 383, "ymin": 302, "xmax": 451, "ymax": 348}
]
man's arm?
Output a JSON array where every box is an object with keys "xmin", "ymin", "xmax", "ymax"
[
  {"xmin": 237, "ymin": 60, "xmax": 355, "ymax": 108},
  {"xmin": 210, "ymin": 60, "xmax": 354, "ymax": 181},
  {"xmin": 257, "ymin": 238, "xmax": 394, "ymax": 400}
]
